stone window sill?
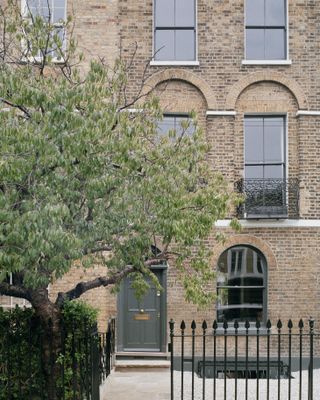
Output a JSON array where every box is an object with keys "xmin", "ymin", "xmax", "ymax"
[
  {"xmin": 150, "ymin": 60, "xmax": 200, "ymax": 67},
  {"xmin": 242, "ymin": 60, "xmax": 292, "ymax": 66}
]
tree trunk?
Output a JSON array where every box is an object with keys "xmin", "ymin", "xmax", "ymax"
[{"xmin": 30, "ymin": 289, "xmax": 63, "ymax": 400}]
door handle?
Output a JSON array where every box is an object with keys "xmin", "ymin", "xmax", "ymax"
[{"xmin": 140, "ymin": 309, "xmax": 144, "ymax": 313}]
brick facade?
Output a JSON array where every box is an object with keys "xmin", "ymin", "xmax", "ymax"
[{"xmin": 2, "ymin": 1, "xmax": 320, "ymax": 342}]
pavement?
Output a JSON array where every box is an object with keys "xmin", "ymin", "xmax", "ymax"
[{"xmin": 101, "ymin": 370, "xmax": 170, "ymax": 400}]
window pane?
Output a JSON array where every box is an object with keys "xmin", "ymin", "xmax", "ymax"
[
  {"xmin": 264, "ymin": 165, "xmax": 284, "ymax": 179},
  {"xmin": 246, "ymin": 29, "xmax": 265, "ymax": 59},
  {"xmin": 264, "ymin": 118, "xmax": 284, "ymax": 162},
  {"xmin": 247, "ymin": 249, "xmax": 254, "ymax": 273},
  {"xmin": 266, "ymin": 0, "xmax": 285, "ymax": 26},
  {"xmin": 155, "ymin": 30, "xmax": 175, "ymax": 60},
  {"xmin": 245, "ymin": 166, "xmax": 263, "ymax": 179},
  {"xmin": 245, "ymin": 118, "xmax": 263, "ymax": 163},
  {"xmin": 158, "ymin": 116, "xmax": 175, "ymax": 136},
  {"xmin": 155, "ymin": 0, "xmax": 174, "ymax": 27},
  {"xmin": 176, "ymin": 0, "xmax": 195, "ymax": 27},
  {"xmin": 51, "ymin": 27, "xmax": 65, "ymax": 59},
  {"xmin": 53, "ymin": 7, "xmax": 65, "ymax": 22},
  {"xmin": 246, "ymin": 0, "xmax": 264, "ymax": 26},
  {"xmin": 54, "ymin": 0, "xmax": 65, "ymax": 8},
  {"xmin": 175, "ymin": 29, "xmax": 195, "ymax": 61},
  {"xmin": 265, "ymin": 29, "xmax": 286, "ymax": 59},
  {"xmin": 175, "ymin": 116, "xmax": 193, "ymax": 136}
]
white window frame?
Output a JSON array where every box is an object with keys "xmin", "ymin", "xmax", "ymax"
[
  {"xmin": 21, "ymin": 0, "xmax": 67, "ymax": 64},
  {"xmin": 242, "ymin": 0, "xmax": 291, "ymax": 65},
  {"xmin": 151, "ymin": 0, "xmax": 199, "ymax": 66}
]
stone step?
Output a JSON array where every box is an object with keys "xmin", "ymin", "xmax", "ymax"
[
  {"xmin": 115, "ymin": 359, "xmax": 170, "ymax": 372},
  {"xmin": 116, "ymin": 351, "xmax": 169, "ymax": 360}
]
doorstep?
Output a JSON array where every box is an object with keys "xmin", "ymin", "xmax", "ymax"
[
  {"xmin": 115, "ymin": 351, "xmax": 169, "ymax": 359},
  {"xmin": 115, "ymin": 359, "xmax": 170, "ymax": 372}
]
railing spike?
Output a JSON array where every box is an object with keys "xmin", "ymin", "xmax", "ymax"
[
  {"xmin": 266, "ymin": 319, "xmax": 272, "ymax": 329},
  {"xmin": 212, "ymin": 320, "xmax": 218, "ymax": 330},
  {"xmin": 298, "ymin": 319, "xmax": 304, "ymax": 329},
  {"xmin": 180, "ymin": 320, "xmax": 186, "ymax": 330},
  {"xmin": 256, "ymin": 320, "xmax": 261, "ymax": 329},
  {"xmin": 234, "ymin": 320, "xmax": 239, "ymax": 330},
  {"xmin": 309, "ymin": 317, "xmax": 315, "ymax": 332},
  {"xmin": 191, "ymin": 320, "xmax": 196, "ymax": 330},
  {"xmin": 223, "ymin": 319, "xmax": 228, "ymax": 330},
  {"xmin": 288, "ymin": 319, "xmax": 293, "ymax": 329},
  {"xmin": 202, "ymin": 320, "xmax": 207, "ymax": 330},
  {"xmin": 169, "ymin": 319, "xmax": 175, "ymax": 333},
  {"xmin": 277, "ymin": 319, "xmax": 282, "ymax": 329},
  {"xmin": 245, "ymin": 320, "xmax": 250, "ymax": 330}
]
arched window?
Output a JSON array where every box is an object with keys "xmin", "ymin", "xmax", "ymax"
[{"xmin": 217, "ymin": 246, "xmax": 267, "ymax": 323}]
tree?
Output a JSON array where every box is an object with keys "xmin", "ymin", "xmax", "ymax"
[{"xmin": 0, "ymin": 1, "xmax": 238, "ymax": 398}]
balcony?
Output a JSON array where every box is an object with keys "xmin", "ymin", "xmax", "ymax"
[{"xmin": 235, "ymin": 178, "xmax": 299, "ymax": 219}]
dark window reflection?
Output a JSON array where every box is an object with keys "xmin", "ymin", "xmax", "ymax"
[{"xmin": 217, "ymin": 247, "xmax": 267, "ymax": 323}]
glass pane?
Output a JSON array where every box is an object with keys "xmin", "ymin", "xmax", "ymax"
[
  {"xmin": 51, "ymin": 27, "xmax": 65, "ymax": 59},
  {"xmin": 155, "ymin": 30, "xmax": 175, "ymax": 60},
  {"xmin": 265, "ymin": 29, "xmax": 286, "ymax": 59},
  {"xmin": 245, "ymin": 166, "xmax": 263, "ymax": 179},
  {"xmin": 247, "ymin": 249, "xmax": 254, "ymax": 273},
  {"xmin": 245, "ymin": 118, "xmax": 263, "ymax": 163},
  {"xmin": 264, "ymin": 118, "xmax": 284, "ymax": 162},
  {"xmin": 223, "ymin": 307, "xmax": 264, "ymax": 322},
  {"xmin": 246, "ymin": 29, "xmax": 265, "ymax": 59},
  {"xmin": 176, "ymin": 0, "xmax": 195, "ymax": 27},
  {"xmin": 218, "ymin": 251, "xmax": 228, "ymax": 274},
  {"xmin": 54, "ymin": 0, "xmax": 65, "ymax": 8},
  {"xmin": 53, "ymin": 7, "xmax": 65, "ymax": 22},
  {"xmin": 25, "ymin": 0, "xmax": 38, "ymax": 14},
  {"xmin": 246, "ymin": 0, "xmax": 264, "ymax": 26},
  {"xmin": 155, "ymin": 0, "xmax": 174, "ymax": 27},
  {"xmin": 175, "ymin": 116, "xmax": 191, "ymax": 136},
  {"xmin": 158, "ymin": 116, "xmax": 175, "ymax": 136},
  {"xmin": 266, "ymin": 0, "xmax": 285, "ymax": 26},
  {"xmin": 224, "ymin": 288, "xmax": 263, "ymax": 305},
  {"xmin": 264, "ymin": 165, "xmax": 284, "ymax": 179},
  {"xmin": 175, "ymin": 29, "xmax": 195, "ymax": 61}
]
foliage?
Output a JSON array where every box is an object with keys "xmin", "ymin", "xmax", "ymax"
[
  {"xmin": 0, "ymin": 303, "xmax": 97, "ymax": 399},
  {"xmin": 0, "ymin": 307, "xmax": 44, "ymax": 399},
  {"xmin": 0, "ymin": 0, "xmax": 239, "ymax": 308}
]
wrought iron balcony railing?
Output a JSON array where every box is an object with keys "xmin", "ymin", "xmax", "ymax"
[{"xmin": 235, "ymin": 178, "xmax": 300, "ymax": 219}]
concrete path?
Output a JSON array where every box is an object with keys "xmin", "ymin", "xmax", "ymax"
[{"xmin": 101, "ymin": 370, "xmax": 170, "ymax": 400}]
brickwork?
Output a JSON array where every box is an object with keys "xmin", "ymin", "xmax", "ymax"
[{"xmin": 49, "ymin": 264, "xmax": 117, "ymax": 332}]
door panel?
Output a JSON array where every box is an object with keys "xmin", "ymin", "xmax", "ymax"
[{"xmin": 122, "ymin": 271, "xmax": 162, "ymax": 351}]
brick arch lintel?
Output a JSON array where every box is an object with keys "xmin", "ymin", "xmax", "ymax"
[
  {"xmin": 141, "ymin": 68, "xmax": 218, "ymax": 109},
  {"xmin": 225, "ymin": 72, "xmax": 309, "ymax": 110},
  {"xmin": 211, "ymin": 234, "xmax": 277, "ymax": 272}
]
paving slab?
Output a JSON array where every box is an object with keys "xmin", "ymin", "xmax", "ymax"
[{"xmin": 102, "ymin": 370, "xmax": 170, "ymax": 400}]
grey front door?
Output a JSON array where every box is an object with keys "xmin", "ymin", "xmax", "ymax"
[{"xmin": 121, "ymin": 270, "xmax": 163, "ymax": 351}]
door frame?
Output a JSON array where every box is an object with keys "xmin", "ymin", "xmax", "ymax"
[{"xmin": 117, "ymin": 264, "xmax": 167, "ymax": 353}]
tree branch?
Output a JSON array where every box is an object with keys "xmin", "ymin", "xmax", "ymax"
[
  {"xmin": 55, "ymin": 265, "xmax": 135, "ymax": 306},
  {"xmin": 0, "ymin": 282, "xmax": 31, "ymax": 302},
  {"xmin": 55, "ymin": 257, "xmax": 167, "ymax": 306},
  {"xmin": 0, "ymin": 98, "xmax": 31, "ymax": 119}
]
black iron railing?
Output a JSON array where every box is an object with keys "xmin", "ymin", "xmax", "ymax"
[
  {"xmin": 0, "ymin": 310, "xmax": 116, "ymax": 400},
  {"xmin": 169, "ymin": 319, "xmax": 319, "ymax": 400},
  {"xmin": 235, "ymin": 178, "xmax": 300, "ymax": 219}
]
